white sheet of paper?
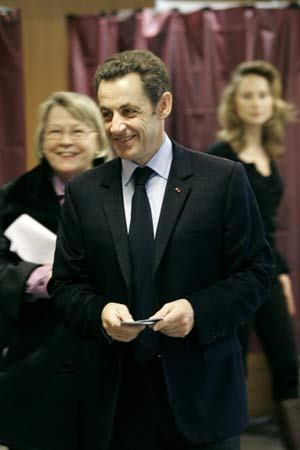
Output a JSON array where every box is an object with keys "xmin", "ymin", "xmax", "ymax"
[{"xmin": 4, "ymin": 213, "xmax": 56, "ymax": 265}]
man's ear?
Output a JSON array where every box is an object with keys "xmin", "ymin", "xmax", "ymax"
[{"xmin": 158, "ymin": 92, "xmax": 172, "ymax": 119}]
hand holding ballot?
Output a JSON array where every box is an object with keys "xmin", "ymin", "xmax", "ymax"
[{"xmin": 4, "ymin": 213, "xmax": 56, "ymax": 265}]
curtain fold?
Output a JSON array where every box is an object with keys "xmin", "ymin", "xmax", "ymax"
[
  {"xmin": 0, "ymin": 8, "xmax": 25, "ymax": 185},
  {"xmin": 68, "ymin": 7, "xmax": 300, "ymax": 337}
]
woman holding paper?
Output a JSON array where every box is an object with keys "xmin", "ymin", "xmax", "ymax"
[{"xmin": 0, "ymin": 91, "xmax": 112, "ymax": 450}]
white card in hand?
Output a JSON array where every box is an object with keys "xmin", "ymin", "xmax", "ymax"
[
  {"xmin": 4, "ymin": 213, "xmax": 57, "ymax": 264},
  {"xmin": 121, "ymin": 318, "xmax": 162, "ymax": 326}
]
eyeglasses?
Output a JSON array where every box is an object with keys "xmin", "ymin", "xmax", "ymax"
[{"xmin": 44, "ymin": 127, "xmax": 96, "ymax": 142}]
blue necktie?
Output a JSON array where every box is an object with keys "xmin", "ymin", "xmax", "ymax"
[{"xmin": 129, "ymin": 167, "xmax": 160, "ymax": 365}]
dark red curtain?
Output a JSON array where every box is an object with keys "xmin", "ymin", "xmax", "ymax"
[
  {"xmin": 68, "ymin": 7, "xmax": 300, "ymax": 340},
  {"xmin": 0, "ymin": 8, "xmax": 25, "ymax": 185}
]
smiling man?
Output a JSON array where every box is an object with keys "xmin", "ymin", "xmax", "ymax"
[
  {"xmin": 49, "ymin": 50, "xmax": 274, "ymax": 450},
  {"xmin": 99, "ymin": 71, "xmax": 171, "ymax": 165}
]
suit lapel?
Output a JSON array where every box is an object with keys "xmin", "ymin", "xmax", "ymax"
[
  {"xmin": 100, "ymin": 160, "xmax": 131, "ymax": 288},
  {"xmin": 99, "ymin": 146, "xmax": 194, "ymax": 285},
  {"xmin": 153, "ymin": 144, "xmax": 194, "ymax": 274}
]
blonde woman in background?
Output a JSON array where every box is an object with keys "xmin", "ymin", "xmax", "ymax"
[
  {"xmin": 208, "ymin": 60, "xmax": 299, "ymax": 450},
  {"xmin": 0, "ymin": 91, "xmax": 114, "ymax": 450}
]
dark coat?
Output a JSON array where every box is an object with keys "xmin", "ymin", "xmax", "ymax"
[
  {"xmin": 49, "ymin": 142, "xmax": 274, "ymax": 446},
  {"xmin": 0, "ymin": 161, "xmax": 119, "ymax": 450}
]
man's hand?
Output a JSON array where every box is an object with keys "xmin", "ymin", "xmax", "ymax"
[
  {"xmin": 150, "ymin": 299, "xmax": 194, "ymax": 337},
  {"xmin": 101, "ymin": 302, "xmax": 145, "ymax": 342}
]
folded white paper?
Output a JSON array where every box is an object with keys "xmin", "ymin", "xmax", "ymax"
[{"xmin": 4, "ymin": 214, "xmax": 56, "ymax": 265}]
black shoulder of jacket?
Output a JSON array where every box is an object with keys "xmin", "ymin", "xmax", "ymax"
[
  {"xmin": 0, "ymin": 160, "xmax": 52, "ymax": 199},
  {"xmin": 206, "ymin": 141, "xmax": 238, "ymax": 160}
]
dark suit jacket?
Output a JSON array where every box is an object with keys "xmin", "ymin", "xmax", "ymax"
[
  {"xmin": 0, "ymin": 160, "xmax": 117, "ymax": 450},
  {"xmin": 49, "ymin": 141, "xmax": 274, "ymax": 445}
]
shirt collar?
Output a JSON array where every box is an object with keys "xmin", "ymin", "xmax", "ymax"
[
  {"xmin": 52, "ymin": 174, "xmax": 66, "ymax": 197},
  {"xmin": 122, "ymin": 134, "xmax": 173, "ymax": 186}
]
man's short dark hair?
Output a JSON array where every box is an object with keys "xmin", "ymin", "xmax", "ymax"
[{"xmin": 94, "ymin": 50, "xmax": 171, "ymax": 106}]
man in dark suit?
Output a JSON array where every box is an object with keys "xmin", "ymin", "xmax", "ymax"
[{"xmin": 49, "ymin": 50, "xmax": 274, "ymax": 450}]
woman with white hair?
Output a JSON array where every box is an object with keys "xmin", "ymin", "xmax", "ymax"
[{"xmin": 0, "ymin": 91, "xmax": 114, "ymax": 450}]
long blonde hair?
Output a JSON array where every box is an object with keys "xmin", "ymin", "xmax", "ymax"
[
  {"xmin": 217, "ymin": 60, "xmax": 292, "ymax": 158},
  {"xmin": 35, "ymin": 91, "xmax": 112, "ymax": 162}
]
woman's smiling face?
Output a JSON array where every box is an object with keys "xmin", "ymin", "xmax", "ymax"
[{"xmin": 42, "ymin": 105, "xmax": 98, "ymax": 181}]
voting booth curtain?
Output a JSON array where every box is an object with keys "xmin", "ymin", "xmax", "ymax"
[{"xmin": 0, "ymin": 8, "xmax": 25, "ymax": 185}]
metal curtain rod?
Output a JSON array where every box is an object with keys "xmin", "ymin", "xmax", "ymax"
[
  {"xmin": 66, "ymin": 1, "xmax": 300, "ymax": 21},
  {"xmin": 155, "ymin": 1, "xmax": 296, "ymax": 12}
]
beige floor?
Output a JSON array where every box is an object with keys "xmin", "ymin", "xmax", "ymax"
[
  {"xmin": 240, "ymin": 415, "xmax": 284, "ymax": 450},
  {"xmin": 241, "ymin": 433, "xmax": 284, "ymax": 450}
]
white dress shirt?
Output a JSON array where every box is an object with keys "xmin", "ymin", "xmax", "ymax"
[{"xmin": 121, "ymin": 134, "xmax": 173, "ymax": 237}]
